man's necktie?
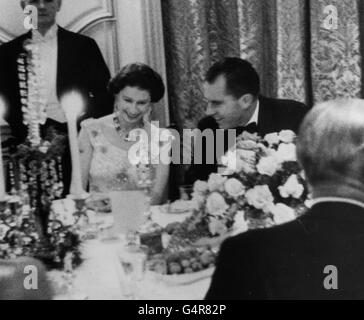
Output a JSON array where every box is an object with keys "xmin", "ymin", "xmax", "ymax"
[{"xmin": 234, "ymin": 122, "xmax": 258, "ymax": 136}]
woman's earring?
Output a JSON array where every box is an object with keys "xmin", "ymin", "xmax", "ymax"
[
  {"xmin": 143, "ymin": 109, "xmax": 152, "ymax": 124},
  {"xmin": 114, "ymin": 104, "xmax": 122, "ymax": 116}
]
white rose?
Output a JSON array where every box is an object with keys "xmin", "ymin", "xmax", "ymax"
[
  {"xmin": 256, "ymin": 156, "xmax": 281, "ymax": 176},
  {"xmin": 193, "ymin": 180, "xmax": 209, "ymax": 194},
  {"xmin": 206, "ymin": 192, "xmax": 229, "ymax": 216},
  {"xmin": 233, "ymin": 211, "xmax": 249, "ymax": 235},
  {"xmin": 221, "ymin": 150, "xmax": 255, "ymax": 174},
  {"xmin": 241, "ymin": 131, "xmax": 259, "ymax": 141},
  {"xmin": 237, "ymin": 149, "xmax": 256, "ymax": 164},
  {"xmin": 245, "ymin": 185, "xmax": 274, "ymax": 213},
  {"xmin": 271, "ymin": 203, "xmax": 296, "ymax": 225},
  {"xmin": 264, "ymin": 133, "xmax": 280, "ymax": 146},
  {"xmin": 207, "ymin": 173, "xmax": 227, "ymax": 192},
  {"xmin": 279, "ymin": 130, "xmax": 296, "ymax": 143},
  {"xmin": 236, "ymin": 140, "xmax": 258, "ymax": 150},
  {"xmin": 221, "ymin": 150, "xmax": 237, "ymax": 172},
  {"xmin": 278, "ymin": 174, "xmax": 304, "ymax": 199},
  {"xmin": 224, "ymin": 178, "xmax": 245, "ymax": 198},
  {"xmin": 274, "ymin": 143, "xmax": 297, "ymax": 163},
  {"xmin": 208, "ymin": 216, "xmax": 228, "ymax": 236}
]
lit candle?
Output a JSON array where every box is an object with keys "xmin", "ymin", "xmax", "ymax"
[
  {"xmin": 61, "ymin": 92, "xmax": 84, "ymax": 197},
  {"xmin": 0, "ymin": 98, "xmax": 6, "ymax": 201}
]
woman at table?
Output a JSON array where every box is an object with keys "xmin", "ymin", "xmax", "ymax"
[{"xmin": 75, "ymin": 63, "xmax": 170, "ymax": 205}]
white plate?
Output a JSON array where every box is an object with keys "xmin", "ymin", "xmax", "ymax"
[
  {"xmin": 150, "ymin": 207, "xmax": 192, "ymax": 228},
  {"xmin": 167, "ymin": 200, "xmax": 195, "ymax": 214},
  {"xmin": 152, "ymin": 267, "xmax": 214, "ymax": 286}
]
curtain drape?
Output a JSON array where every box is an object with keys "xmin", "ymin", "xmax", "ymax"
[{"xmin": 162, "ymin": 0, "xmax": 362, "ymax": 128}]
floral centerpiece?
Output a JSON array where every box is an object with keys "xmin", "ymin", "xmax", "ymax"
[
  {"xmin": 142, "ymin": 130, "xmax": 309, "ymax": 276},
  {"xmin": 160, "ymin": 130, "xmax": 309, "ymax": 249},
  {"xmin": 187, "ymin": 130, "xmax": 309, "ymax": 239}
]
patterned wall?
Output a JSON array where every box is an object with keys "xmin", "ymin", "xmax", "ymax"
[{"xmin": 162, "ymin": 0, "xmax": 363, "ymax": 128}]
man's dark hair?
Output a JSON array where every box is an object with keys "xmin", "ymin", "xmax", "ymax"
[
  {"xmin": 205, "ymin": 57, "xmax": 260, "ymax": 99},
  {"xmin": 108, "ymin": 63, "xmax": 165, "ymax": 103}
]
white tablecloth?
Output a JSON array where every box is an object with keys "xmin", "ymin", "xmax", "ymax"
[
  {"xmin": 50, "ymin": 204, "xmax": 212, "ymax": 300},
  {"xmin": 52, "ymin": 239, "xmax": 211, "ymax": 300}
]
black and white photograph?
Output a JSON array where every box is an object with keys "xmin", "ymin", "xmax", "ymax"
[{"xmin": 0, "ymin": 0, "xmax": 363, "ymax": 304}]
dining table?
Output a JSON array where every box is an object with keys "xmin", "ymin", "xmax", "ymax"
[{"xmin": 49, "ymin": 200, "xmax": 213, "ymax": 300}]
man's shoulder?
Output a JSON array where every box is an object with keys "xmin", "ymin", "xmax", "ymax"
[
  {"xmin": 260, "ymin": 96, "xmax": 308, "ymax": 112},
  {"xmin": 0, "ymin": 33, "xmax": 29, "ymax": 53},
  {"xmin": 223, "ymin": 218, "xmax": 306, "ymax": 254},
  {"xmin": 259, "ymin": 96, "xmax": 309, "ymax": 133},
  {"xmin": 58, "ymin": 27, "xmax": 96, "ymax": 46}
]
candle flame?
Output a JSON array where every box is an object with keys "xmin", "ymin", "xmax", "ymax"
[{"xmin": 61, "ymin": 91, "xmax": 84, "ymax": 119}]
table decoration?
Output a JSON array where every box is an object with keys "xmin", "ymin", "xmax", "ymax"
[
  {"xmin": 138, "ymin": 130, "xmax": 309, "ymax": 281},
  {"xmin": 0, "ymin": 194, "xmax": 83, "ymax": 270},
  {"xmin": 0, "ymin": 43, "xmax": 84, "ymax": 271}
]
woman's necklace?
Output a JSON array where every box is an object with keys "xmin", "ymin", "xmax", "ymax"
[{"xmin": 113, "ymin": 113, "xmax": 143, "ymax": 142}]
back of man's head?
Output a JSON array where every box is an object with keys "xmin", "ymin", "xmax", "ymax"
[
  {"xmin": 205, "ymin": 57, "xmax": 260, "ymax": 99},
  {"xmin": 297, "ymin": 99, "xmax": 364, "ymax": 189}
]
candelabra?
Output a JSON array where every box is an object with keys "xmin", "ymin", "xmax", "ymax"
[{"xmin": 19, "ymin": 39, "xmax": 47, "ymax": 148}]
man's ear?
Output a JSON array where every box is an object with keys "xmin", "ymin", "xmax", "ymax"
[{"xmin": 238, "ymin": 94, "xmax": 255, "ymax": 110}]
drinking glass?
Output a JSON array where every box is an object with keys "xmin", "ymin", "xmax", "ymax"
[
  {"xmin": 179, "ymin": 185, "xmax": 194, "ymax": 200},
  {"xmin": 110, "ymin": 190, "xmax": 150, "ymax": 235},
  {"xmin": 116, "ymin": 243, "xmax": 148, "ymax": 299}
]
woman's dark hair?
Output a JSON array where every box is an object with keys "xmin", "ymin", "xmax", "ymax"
[{"xmin": 108, "ymin": 63, "xmax": 165, "ymax": 103}]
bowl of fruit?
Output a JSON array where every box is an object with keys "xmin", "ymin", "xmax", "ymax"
[{"xmin": 146, "ymin": 246, "xmax": 216, "ymax": 285}]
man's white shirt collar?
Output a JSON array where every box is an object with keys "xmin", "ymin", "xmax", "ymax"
[
  {"xmin": 312, "ymin": 197, "xmax": 364, "ymax": 210},
  {"xmin": 32, "ymin": 24, "xmax": 58, "ymax": 42},
  {"xmin": 245, "ymin": 99, "xmax": 259, "ymax": 126}
]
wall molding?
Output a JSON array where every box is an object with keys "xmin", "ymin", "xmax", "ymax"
[
  {"xmin": 64, "ymin": 0, "xmax": 115, "ymax": 33},
  {"xmin": 0, "ymin": 26, "xmax": 16, "ymax": 43}
]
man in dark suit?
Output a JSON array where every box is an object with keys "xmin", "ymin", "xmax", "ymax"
[
  {"xmin": 185, "ymin": 57, "xmax": 308, "ymax": 184},
  {"xmin": 0, "ymin": 0, "xmax": 113, "ymax": 194},
  {"xmin": 206, "ymin": 99, "xmax": 364, "ymax": 300}
]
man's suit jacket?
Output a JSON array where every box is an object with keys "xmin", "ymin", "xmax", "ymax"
[
  {"xmin": 205, "ymin": 202, "xmax": 364, "ymax": 300},
  {"xmin": 185, "ymin": 96, "xmax": 308, "ymax": 184},
  {"xmin": 0, "ymin": 27, "xmax": 114, "ymax": 194}
]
